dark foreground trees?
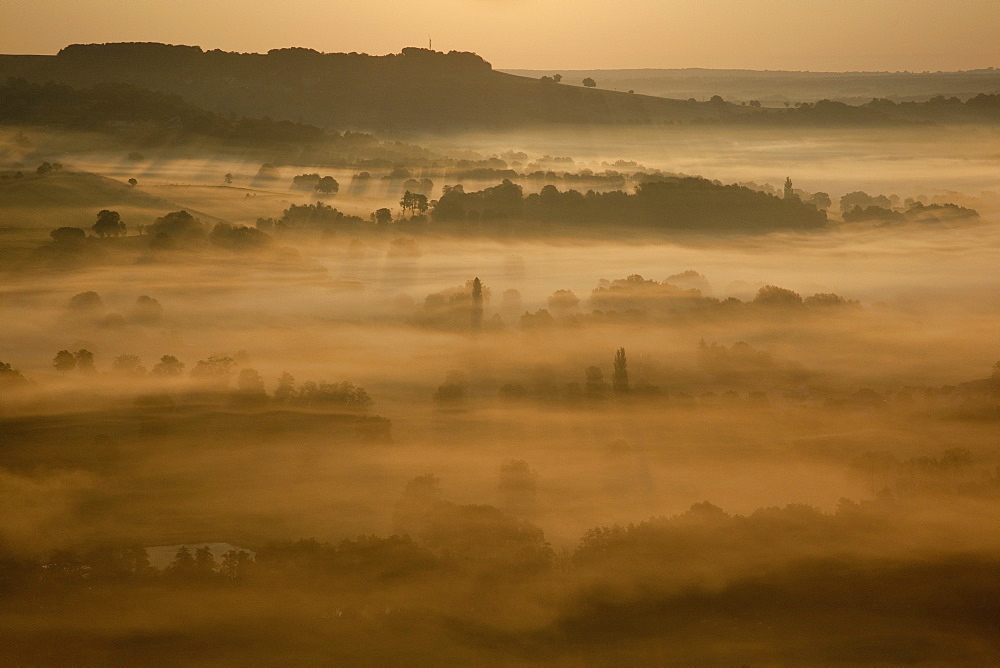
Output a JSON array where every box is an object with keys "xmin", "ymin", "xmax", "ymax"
[{"xmin": 3, "ymin": 493, "xmax": 998, "ymax": 665}]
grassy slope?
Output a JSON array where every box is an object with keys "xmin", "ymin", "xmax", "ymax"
[{"xmin": 0, "ymin": 170, "xmax": 224, "ymax": 229}]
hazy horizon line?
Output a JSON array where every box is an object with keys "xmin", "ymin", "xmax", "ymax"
[{"xmin": 1, "ymin": 42, "xmax": 997, "ymax": 76}]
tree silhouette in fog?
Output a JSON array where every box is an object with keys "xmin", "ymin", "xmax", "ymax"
[
  {"xmin": 210, "ymin": 223, "xmax": 272, "ymax": 251},
  {"xmin": 112, "ymin": 354, "xmax": 146, "ymax": 376},
  {"xmin": 585, "ymin": 366, "xmax": 608, "ymax": 398},
  {"xmin": 393, "ymin": 473, "xmax": 444, "ymax": 535},
  {"xmin": 50, "ymin": 226, "xmax": 85, "ymax": 245},
  {"xmin": 131, "ymin": 295, "xmax": 163, "ymax": 324},
  {"xmin": 371, "ymin": 208, "xmax": 393, "ymax": 226},
  {"xmin": 753, "ymin": 284, "xmax": 803, "ymax": 307},
  {"xmin": 237, "ymin": 368, "xmax": 265, "ymax": 392},
  {"xmin": 400, "ymin": 191, "xmax": 428, "ymax": 217},
  {"xmin": 471, "ymin": 277, "xmax": 484, "ymax": 331},
  {"xmin": 220, "ymin": 549, "xmax": 254, "ymax": 581},
  {"xmin": 583, "ymin": 77, "xmax": 597, "ymax": 88},
  {"xmin": 148, "ymin": 210, "xmax": 207, "ymax": 247},
  {"xmin": 92, "ymin": 209, "xmax": 126, "ymax": 237},
  {"xmin": 315, "ymin": 176, "xmax": 339, "ymax": 194},
  {"xmin": 167, "ymin": 546, "xmax": 196, "ymax": 578},
  {"xmin": 195, "ymin": 546, "xmax": 217, "ymax": 576},
  {"xmin": 235, "ymin": 368, "xmax": 268, "ymax": 405},
  {"xmin": 613, "ymin": 347, "xmax": 629, "ymax": 394},
  {"xmin": 547, "ymin": 289, "xmax": 580, "ymax": 315},
  {"xmin": 191, "ymin": 355, "xmax": 236, "ymax": 386},
  {"xmin": 74, "ymin": 350, "xmax": 96, "ymax": 374},
  {"xmin": 434, "ymin": 371, "xmax": 468, "ymax": 403},
  {"xmin": 52, "ymin": 350, "xmax": 76, "ymax": 374},
  {"xmin": 499, "ymin": 459, "xmax": 538, "ymax": 516},
  {"xmin": 0, "ymin": 360, "xmax": 29, "ymax": 387},
  {"xmin": 274, "ymin": 372, "xmax": 296, "ymax": 402},
  {"xmin": 151, "ymin": 354, "xmax": 185, "ymax": 377},
  {"xmin": 68, "ymin": 291, "xmax": 104, "ymax": 313}
]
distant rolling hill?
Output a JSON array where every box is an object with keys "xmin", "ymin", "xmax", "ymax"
[
  {"xmin": 503, "ymin": 68, "xmax": 1000, "ymax": 106},
  {"xmin": 0, "ymin": 169, "xmax": 224, "ymax": 229},
  {"xmin": 0, "ymin": 43, "xmax": 744, "ymax": 132}
]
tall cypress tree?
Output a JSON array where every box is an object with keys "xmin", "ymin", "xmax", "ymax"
[
  {"xmin": 613, "ymin": 347, "xmax": 629, "ymax": 394},
  {"xmin": 471, "ymin": 277, "xmax": 484, "ymax": 331}
]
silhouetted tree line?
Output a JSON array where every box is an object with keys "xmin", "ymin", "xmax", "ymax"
[
  {"xmin": 716, "ymin": 94, "xmax": 1000, "ymax": 125},
  {"xmin": 4, "ymin": 489, "xmax": 998, "ymax": 644},
  {"xmin": 843, "ymin": 201, "xmax": 979, "ymax": 224},
  {"xmin": 256, "ymin": 202, "xmax": 365, "ymax": 236},
  {"xmin": 848, "ymin": 447, "xmax": 987, "ymax": 497},
  {"xmin": 46, "ymin": 209, "xmax": 273, "ymax": 253},
  {"xmin": 446, "ymin": 167, "xmax": 631, "ymax": 189},
  {"xmin": 0, "ymin": 430, "xmax": 997, "ymax": 664},
  {"xmin": 430, "ymin": 178, "xmax": 827, "ymax": 233},
  {"xmin": 273, "ymin": 372, "xmax": 373, "ymax": 409},
  {"xmin": 507, "ymin": 277, "xmax": 859, "ymax": 334}
]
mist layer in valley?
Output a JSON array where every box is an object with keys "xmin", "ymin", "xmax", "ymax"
[{"xmin": 1, "ymin": 77, "xmax": 998, "ymax": 665}]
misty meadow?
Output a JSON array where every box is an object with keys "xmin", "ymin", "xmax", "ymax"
[{"xmin": 1, "ymin": 16, "xmax": 999, "ymax": 668}]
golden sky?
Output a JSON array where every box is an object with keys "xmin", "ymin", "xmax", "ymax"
[{"xmin": 1, "ymin": 0, "xmax": 997, "ymax": 71}]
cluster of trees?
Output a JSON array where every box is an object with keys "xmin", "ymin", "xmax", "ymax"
[
  {"xmin": 842, "ymin": 201, "xmax": 979, "ymax": 224},
  {"xmin": 59, "ymin": 209, "xmax": 269, "ymax": 252},
  {"xmin": 48, "ymin": 211, "xmax": 128, "ymax": 244},
  {"xmin": 291, "ymin": 173, "xmax": 339, "ymax": 194},
  {"xmin": 273, "ymin": 372, "xmax": 372, "ymax": 408},
  {"xmin": 51, "ymin": 349, "xmax": 96, "ymax": 374},
  {"xmin": 399, "ymin": 190, "xmax": 429, "ymax": 217},
  {"xmin": 256, "ymin": 202, "xmax": 365, "ymax": 235},
  {"xmin": 438, "ymin": 167, "xmax": 645, "ymax": 190},
  {"xmin": 738, "ymin": 179, "xmax": 831, "ymax": 209},
  {"xmin": 429, "ymin": 178, "xmax": 827, "ymax": 233},
  {"xmin": 849, "ymin": 447, "xmax": 981, "ymax": 497},
  {"xmin": 401, "ymin": 176, "xmax": 434, "ymax": 195},
  {"xmin": 30, "ymin": 348, "xmax": 375, "ymax": 408},
  {"xmin": 538, "ymin": 276, "xmax": 857, "ymax": 321},
  {"xmin": 494, "ymin": 347, "xmax": 645, "ymax": 403},
  {"xmin": 493, "ymin": 342, "xmax": 789, "ymax": 404},
  {"xmin": 0, "ymin": 360, "xmax": 30, "ymax": 388},
  {"xmin": 209, "ymin": 222, "xmax": 271, "ymax": 250},
  {"xmin": 696, "ymin": 339, "xmax": 810, "ymax": 387},
  {"xmin": 58, "ymin": 291, "xmax": 164, "ymax": 328},
  {"xmin": 408, "ymin": 274, "xmax": 862, "ymax": 338},
  {"xmin": 47, "ymin": 350, "xmax": 190, "ymax": 379},
  {"xmin": 416, "ymin": 278, "xmax": 490, "ymax": 332},
  {"xmin": 34, "ymin": 161, "xmax": 63, "ymax": 175},
  {"xmin": 3, "ymin": 543, "xmax": 253, "ymax": 587},
  {"xmin": 722, "ymin": 93, "xmax": 1000, "ymax": 125}
]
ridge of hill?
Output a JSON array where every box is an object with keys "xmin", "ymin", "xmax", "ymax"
[
  {"xmin": 0, "ymin": 43, "xmax": 741, "ymax": 131},
  {"xmin": 2, "ymin": 44, "xmax": 997, "ymax": 134}
]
